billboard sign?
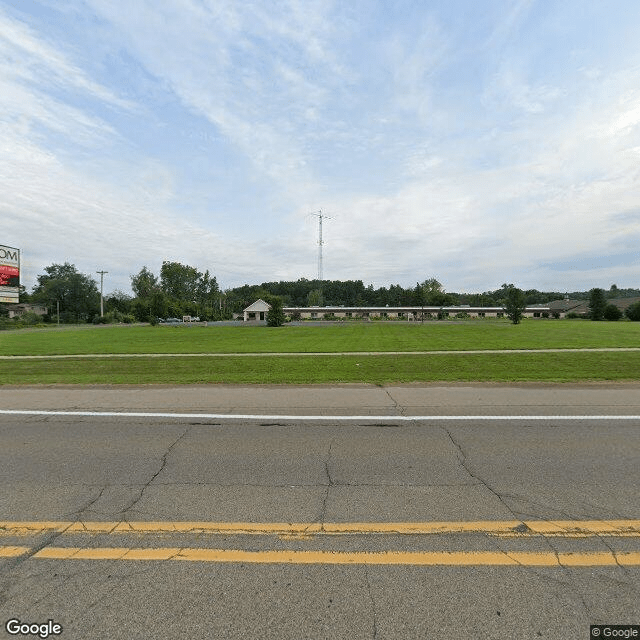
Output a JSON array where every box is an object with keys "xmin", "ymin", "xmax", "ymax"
[{"xmin": 0, "ymin": 245, "xmax": 20, "ymax": 303}]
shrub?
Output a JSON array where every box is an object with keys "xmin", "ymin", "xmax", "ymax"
[
  {"xmin": 19, "ymin": 311, "xmax": 41, "ymax": 326},
  {"xmin": 603, "ymin": 304, "xmax": 623, "ymax": 321},
  {"xmin": 625, "ymin": 301, "xmax": 640, "ymax": 321},
  {"xmin": 541, "ymin": 311, "xmax": 549, "ymax": 318},
  {"xmin": 264, "ymin": 295, "xmax": 285, "ymax": 327}
]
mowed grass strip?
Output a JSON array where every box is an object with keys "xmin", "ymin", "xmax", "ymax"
[
  {"xmin": 2, "ymin": 352, "xmax": 639, "ymax": 384},
  {"xmin": 1, "ymin": 321, "xmax": 640, "ymax": 356}
]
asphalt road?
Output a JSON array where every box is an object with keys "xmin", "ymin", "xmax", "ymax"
[{"xmin": 1, "ymin": 385, "xmax": 639, "ymax": 639}]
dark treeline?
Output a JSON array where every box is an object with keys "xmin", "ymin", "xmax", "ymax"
[
  {"xmin": 6, "ymin": 259, "xmax": 639, "ymax": 325},
  {"xmin": 225, "ymin": 278, "xmax": 639, "ymax": 312}
]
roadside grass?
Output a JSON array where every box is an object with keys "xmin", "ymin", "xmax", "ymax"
[
  {"xmin": 1, "ymin": 321, "xmax": 640, "ymax": 356},
  {"xmin": 2, "ymin": 352, "xmax": 640, "ymax": 385}
]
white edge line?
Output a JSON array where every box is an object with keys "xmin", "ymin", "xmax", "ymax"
[{"xmin": 0, "ymin": 410, "xmax": 639, "ymax": 421}]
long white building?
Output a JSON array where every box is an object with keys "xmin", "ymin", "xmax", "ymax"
[{"xmin": 241, "ymin": 299, "xmax": 554, "ymax": 321}]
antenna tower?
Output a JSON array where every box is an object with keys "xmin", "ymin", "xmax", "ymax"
[{"xmin": 310, "ymin": 210, "xmax": 331, "ymax": 281}]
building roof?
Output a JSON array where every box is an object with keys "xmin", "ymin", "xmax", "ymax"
[{"xmin": 243, "ymin": 299, "xmax": 271, "ymax": 312}]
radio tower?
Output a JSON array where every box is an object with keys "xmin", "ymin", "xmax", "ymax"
[{"xmin": 310, "ymin": 210, "xmax": 331, "ymax": 281}]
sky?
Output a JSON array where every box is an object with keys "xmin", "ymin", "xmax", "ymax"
[{"xmin": 1, "ymin": 0, "xmax": 640, "ymax": 296}]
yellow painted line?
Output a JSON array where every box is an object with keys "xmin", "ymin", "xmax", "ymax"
[
  {"xmin": 2, "ymin": 520, "xmax": 640, "ymax": 538},
  {"xmin": 0, "ymin": 546, "xmax": 31, "ymax": 557},
  {"xmin": 2, "ymin": 547, "xmax": 637, "ymax": 566}
]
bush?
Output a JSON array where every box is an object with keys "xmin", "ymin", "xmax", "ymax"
[
  {"xmin": 19, "ymin": 311, "xmax": 41, "ymax": 326},
  {"xmin": 264, "ymin": 295, "xmax": 285, "ymax": 327},
  {"xmin": 603, "ymin": 304, "xmax": 623, "ymax": 321},
  {"xmin": 625, "ymin": 301, "xmax": 640, "ymax": 321},
  {"xmin": 566, "ymin": 312, "xmax": 584, "ymax": 319},
  {"xmin": 541, "ymin": 311, "xmax": 549, "ymax": 318}
]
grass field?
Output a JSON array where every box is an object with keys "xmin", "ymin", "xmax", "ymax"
[
  {"xmin": 2, "ymin": 320, "xmax": 640, "ymax": 355},
  {"xmin": 1, "ymin": 321, "xmax": 639, "ymax": 384},
  {"xmin": 3, "ymin": 352, "xmax": 640, "ymax": 384}
]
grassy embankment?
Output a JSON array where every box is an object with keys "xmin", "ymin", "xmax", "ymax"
[{"xmin": 1, "ymin": 321, "xmax": 639, "ymax": 384}]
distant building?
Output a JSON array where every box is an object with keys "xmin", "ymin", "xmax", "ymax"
[
  {"xmin": 7, "ymin": 303, "xmax": 47, "ymax": 319},
  {"xmin": 240, "ymin": 301, "xmax": 554, "ymax": 321},
  {"xmin": 243, "ymin": 298, "xmax": 271, "ymax": 322},
  {"xmin": 544, "ymin": 297, "xmax": 640, "ymax": 317}
]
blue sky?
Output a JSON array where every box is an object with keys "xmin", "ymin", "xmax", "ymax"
[{"xmin": 2, "ymin": 0, "xmax": 639, "ymax": 295}]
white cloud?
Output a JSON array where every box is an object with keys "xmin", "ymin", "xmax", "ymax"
[
  {"xmin": 0, "ymin": 9, "xmax": 133, "ymax": 110},
  {"xmin": 2, "ymin": 1, "xmax": 640, "ymax": 296}
]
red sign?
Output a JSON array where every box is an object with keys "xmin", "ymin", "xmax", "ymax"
[{"xmin": 0, "ymin": 264, "xmax": 19, "ymax": 287}]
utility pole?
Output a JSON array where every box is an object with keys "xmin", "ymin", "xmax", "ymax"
[
  {"xmin": 96, "ymin": 270, "xmax": 108, "ymax": 317},
  {"xmin": 310, "ymin": 211, "xmax": 332, "ymax": 281}
]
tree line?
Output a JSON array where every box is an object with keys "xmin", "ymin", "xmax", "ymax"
[{"xmin": 5, "ymin": 260, "xmax": 640, "ymax": 324}]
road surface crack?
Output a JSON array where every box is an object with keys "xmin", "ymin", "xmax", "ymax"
[
  {"xmin": 441, "ymin": 427, "xmax": 523, "ymax": 522},
  {"xmin": 120, "ymin": 426, "xmax": 192, "ymax": 518},
  {"xmin": 364, "ymin": 566, "xmax": 379, "ymax": 639},
  {"xmin": 317, "ymin": 439, "xmax": 335, "ymax": 532},
  {"xmin": 383, "ymin": 387, "xmax": 405, "ymax": 416},
  {"xmin": 0, "ymin": 484, "xmax": 109, "ymax": 606}
]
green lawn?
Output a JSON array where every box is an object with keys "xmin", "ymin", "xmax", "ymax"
[
  {"xmin": 2, "ymin": 321, "xmax": 638, "ymax": 384},
  {"xmin": 1, "ymin": 320, "xmax": 639, "ymax": 356},
  {"xmin": 2, "ymin": 352, "xmax": 640, "ymax": 384}
]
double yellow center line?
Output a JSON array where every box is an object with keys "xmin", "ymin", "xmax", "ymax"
[{"xmin": 2, "ymin": 520, "xmax": 639, "ymax": 566}]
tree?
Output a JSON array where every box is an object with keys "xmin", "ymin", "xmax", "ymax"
[
  {"xmin": 160, "ymin": 261, "xmax": 202, "ymax": 301},
  {"xmin": 197, "ymin": 270, "xmax": 219, "ymax": 306},
  {"xmin": 307, "ymin": 289, "xmax": 323, "ymax": 306},
  {"xmin": 264, "ymin": 295, "xmax": 285, "ymax": 327},
  {"xmin": 131, "ymin": 266, "xmax": 159, "ymax": 299},
  {"xmin": 603, "ymin": 304, "xmax": 622, "ymax": 321},
  {"xmin": 415, "ymin": 278, "xmax": 455, "ymax": 306},
  {"xmin": 32, "ymin": 263, "xmax": 100, "ymax": 322},
  {"xmin": 149, "ymin": 290, "xmax": 168, "ymax": 320},
  {"xmin": 105, "ymin": 290, "xmax": 133, "ymax": 314},
  {"xmin": 503, "ymin": 286, "xmax": 526, "ymax": 324},
  {"xmin": 588, "ymin": 288, "xmax": 607, "ymax": 321},
  {"xmin": 625, "ymin": 301, "xmax": 640, "ymax": 321}
]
